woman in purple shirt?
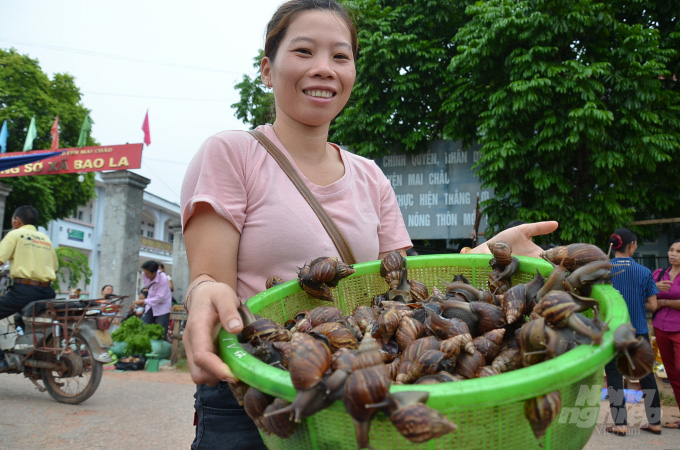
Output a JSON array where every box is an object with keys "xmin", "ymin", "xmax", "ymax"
[{"xmin": 653, "ymin": 239, "xmax": 680, "ymax": 429}]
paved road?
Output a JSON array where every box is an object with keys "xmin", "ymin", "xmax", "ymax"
[
  {"xmin": 0, "ymin": 367, "xmax": 196, "ymax": 449},
  {"xmin": 0, "ymin": 366, "xmax": 678, "ymax": 449}
]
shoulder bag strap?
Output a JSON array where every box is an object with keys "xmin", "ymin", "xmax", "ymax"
[{"xmin": 246, "ymin": 130, "xmax": 357, "ymax": 264}]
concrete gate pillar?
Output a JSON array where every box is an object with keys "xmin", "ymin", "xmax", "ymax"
[
  {"xmin": 0, "ymin": 182, "xmax": 14, "ymax": 231},
  {"xmin": 169, "ymin": 220, "xmax": 189, "ymax": 304},
  {"xmin": 99, "ymin": 171, "xmax": 150, "ymax": 305}
]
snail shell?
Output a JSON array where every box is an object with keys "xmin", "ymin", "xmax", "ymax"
[
  {"xmin": 502, "ymin": 283, "xmax": 528, "ymax": 325},
  {"xmin": 409, "ymin": 279, "xmax": 429, "ymax": 302},
  {"xmin": 488, "ymin": 240, "xmax": 514, "ymax": 267},
  {"xmin": 469, "ymin": 301, "xmax": 507, "ymax": 334},
  {"xmin": 288, "ymin": 332, "xmax": 332, "ymax": 391},
  {"xmin": 491, "ymin": 347, "xmax": 523, "ymax": 373},
  {"xmin": 426, "ymin": 308, "xmax": 471, "ymax": 340},
  {"xmin": 380, "ymin": 250, "xmax": 405, "ymax": 278},
  {"xmin": 524, "ymin": 391, "xmax": 562, "ymax": 440},
  {"xmin": 241, "ymin": 318, "xmax": 292, "ymax": 346},
  {"xmin": 265, "ymin": 276, "xmax": 284, "ymax": 290},
  {"xmin": 472, "ymin": 328, "xmax": 506, "ymax": 364},
  {"xmin": 439, "ymin": 333, "xmax": 476, "ymax": 358},
  {"xmin": 344, "ymin": 334, "xmax": 391, "ymax": 449},
  {"xmin": 402, "ymin": 336, "xmax": 440, "ymax": 362},
  {"xmin": 395, "ymin": 315, "xmax": 426, "ymax": 351},
  {"xmin": 261, "ymin": 398, "xmax": 298, "ymax": 438},
  {"xmin": 243, "ymin": 387, "xmax": 274, "ymax": 430},
  {"xmin": 351, "ymin": 305, "xmax": 377, "ymax": 335},
  {"xmin": 309, "ymin": 306, "xmax": 344, "ymax": 327},
  {"xmin": 310, "ymin": 322, "xmax": 359, "ymax": 353},
  {"xmin": 615, "ymin": 328, "xmax": 655, "ymax": 380},
  {"xmin": 539, "ymin": 243, "xmax": 608, "ymax": 272},
  {"xmin": 298, "ymin": 273, "xmax": 334, "ymax": 302},
  {"xmin": 455, "ymin": 350, "xmax": 486, "ymax": 379},
  {"xmin": 375, "ymin": 306, "xmax": 404, "ymax": 341},
  {"xmin": 395, "ymin": 349, "xmax": 446, "ymax": 385},
  {"xmin": 309, "ymin": 256, "xmax": 338, "ymax": 283},
  {"xmin": 475, "ymin": 365, "xmax": 500, "ymax": 378},
  {"xmin": 390, "ymin": 402, "xmax": 458, "ymax": 443}
]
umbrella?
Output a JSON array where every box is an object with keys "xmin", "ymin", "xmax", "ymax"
[{"xmin": 0, "ymin": 151, "xmax": 64, "ymax": 172}]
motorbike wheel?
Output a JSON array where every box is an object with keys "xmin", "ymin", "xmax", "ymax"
[{"xmin": 41, "ymin": 332, "xmax": 103, "ymax": 405}]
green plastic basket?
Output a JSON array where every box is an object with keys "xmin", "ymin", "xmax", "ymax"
[{"xmin": 219, "ymin": 254, "xmax": 629, "ymax": 449}]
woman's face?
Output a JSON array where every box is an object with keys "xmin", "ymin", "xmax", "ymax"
[
  {"xmin": 102, "ymin": 285, "xmax": 113, "ymax": 296},
  {"xmin": 262, "ymin": 10, "xmax": 356, "ymax": 128},
  {"xmin": 143, "ymin": 269, "xmax": 155, "ymax": 279},
  {"xmin": 668, "ymin": 242, "xmax": 680, "ymax": 266}
]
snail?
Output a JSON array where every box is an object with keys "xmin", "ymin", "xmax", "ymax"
[
  {"xmin": 261, "ymin": 397, "xmax": 298, "ymax": 438},
  {"xmin": 394, "ymin": 315, "xmax": 426, "ymax": 351},
  {"xmin": 380, "ymin": 250, "xmax": 406, "ymax": 290},
  {"xmin": 310, "ymin": 321, "xmax": 359, "ymax": 353},
  {"xmin": 243, "ymin": 387, "xmax": 274, "ymax": 430},
  {"xmin": 501, "ymin": 283, "xmax": 528, "ymax": 325},
  {"xmin": 265, "ymin": 276, "xmax": 284, "ymax": 289},
  {"xmin": 472, "ymin": 328, "xmax": 506, "ymax": 364},
  {"xmin": 539, "ymin": 243, "xmax": 609, "ymax": 272},
  {"xmin": 344, "ymin": 332, "xmax": 391, "ymax": 449},
  {"xmin": 613, "ymin": 323, "xmax": 655, "ymax": 380},
  {"xmin": 370, "ymin": 391, "xmax": 458, "ymax": 443},
  {"xmin": 524, "ymin": 390, "xmax": 562, "ymax": 440},
  {"xmin": 533, "ymin": 291, "xmax": 606, "ymax": 344}
]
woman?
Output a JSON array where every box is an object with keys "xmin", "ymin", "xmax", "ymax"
[
  {"xmin": 605, "ymin": 228, "xmax": 662, "ymax": 436},
  {"xmin": 180, "ymin": 1, "xmax": 558, "ymax": 448},
  {"xmin": 101, "ymin": 284, "xmax": 114, "ymax": 299},
  {"xmin": 652, "ymin": 238, "xmax": 680, "ymax": 429},
  {"xmin": 137, "ymin": 260, "xmax": 172, "ymax": 337}
]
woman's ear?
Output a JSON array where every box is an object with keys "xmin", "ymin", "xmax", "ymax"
[{"xmin": 261, "ymin": 57, "xmax": 272, "ymax": 88}]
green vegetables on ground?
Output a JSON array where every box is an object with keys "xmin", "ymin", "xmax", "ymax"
[{"xmin": 111, "ymin": 316, "xmax": 165, "ymax": 356}]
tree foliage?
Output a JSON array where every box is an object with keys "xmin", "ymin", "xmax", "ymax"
[
  {"xmin": 0, "ymin": 48, "xmax": 96, "ymax": 228},
  {"xmin": 53, "ymin": 246, "xmax": 92, "ymax": 293},
  {"xmin": 443, "ymin": 0, "xmax": 680, "ymax": 245},
  {"xmin": 232, "ymin": 0, "xmax": 680, "ymax": 246},
  {"xmin": 231, "ymin": 52, "xmax": 275, "ymax": 129}
]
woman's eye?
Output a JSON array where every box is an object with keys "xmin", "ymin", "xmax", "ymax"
[
  {"xmin": 334, "ymin": 53, "xmax": 350, "ymax": 60},
  {"xmin": 294, "ymin": 48, "xmax": 311, "ymax": 55}
]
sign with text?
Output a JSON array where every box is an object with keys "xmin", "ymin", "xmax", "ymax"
[
  {"xmin": 375, "ymin": 140, "xmax": 492, "ymax": 240},
  {"xmin": 0, "ymin": 144, "xmax": 143, "ymax": 178}
]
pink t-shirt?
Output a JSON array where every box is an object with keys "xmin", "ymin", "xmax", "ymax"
[
  {"xmin": 652, "ymin": 268, "xmax": 680, "ymax": 332},
  {"xmin": 181, "ymin": 125, "xmax": 412, "ymax": 301}
]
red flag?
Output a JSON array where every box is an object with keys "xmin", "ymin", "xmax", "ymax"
[
  {"xmin": 50, "ymin": 116, "xmax": 59, "ymax": 151},
  {"xmin": 141, "ymin": 110, "xmax": 151, "ymax": 146}
]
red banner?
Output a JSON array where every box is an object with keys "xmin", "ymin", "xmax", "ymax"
[{"xmin": 0, "ymin": 144, "xmax": 143, "ymax": 178}]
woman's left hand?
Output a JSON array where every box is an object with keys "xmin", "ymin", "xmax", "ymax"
[{"xmin": 470, "ymin": 221, "xmax": 559, "ymax": 258}]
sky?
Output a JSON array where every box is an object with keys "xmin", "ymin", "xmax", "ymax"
[{"xmin": 0, "ymin": 0, "xmax": 286, "ymax": 205}]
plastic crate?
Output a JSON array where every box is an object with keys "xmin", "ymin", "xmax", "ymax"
[{"xmin": 219, "ymin": 254, "xmax": 629, "ymax": 449}]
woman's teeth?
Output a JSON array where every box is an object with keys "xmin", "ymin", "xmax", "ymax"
[{"xmin": 305, "ymin": 90, "xmax": 333, "ymax": 98}]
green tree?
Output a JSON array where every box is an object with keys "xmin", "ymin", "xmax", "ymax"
[
  {"xmin": 332, "ymin": 0, "xmax": 472, "ymax": 155},
  {"xmin": 231, "ymin": 52, "xmax": 275, "ymax": 129},
  {"xmin": 443, "ymin": 0, "xmax": 680, "ymax": 245},
  {"xmin": 53, "ymin": 246, "xmax": 92, "ymax": 293},
  {"xmin": 0, "ymin": 48, "xmax": 96, "ymax": 228}
]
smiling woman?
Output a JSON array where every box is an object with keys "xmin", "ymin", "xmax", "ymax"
[{"xmin": 178, "ymin": 1, "xmax": 558, "ymax": 448}]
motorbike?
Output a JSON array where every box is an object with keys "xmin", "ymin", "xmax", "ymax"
[{"xmin": 0, "ymin": 281, "xmax": 126, "ymax": 405}]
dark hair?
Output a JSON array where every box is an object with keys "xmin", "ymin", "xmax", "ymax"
[
  {"xmin": 159, "ymin": 263, "xmax": 165, "ymax": 270},
  {"xmin": 139, "ymin": 288, "xmax": 149, "ymax": 298},
  {"xmin": 101, "ymin": 284, "xmax": 113, "ymax": 293},
  {"xmin": 141, "ymin": 260, "xmax": 159, "ymax": 273},
  {"xmin": 13, "ymin": 205, "xmax": 38, "ymax": 226},
  {"xmin": 609, "ymin": 227, "xmax": 637, "ymax": 251},
  {"xmin": 264, "ymin": 0, "xmax": 358, "ymax": 62}
]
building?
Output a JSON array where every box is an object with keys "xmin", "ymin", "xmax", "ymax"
[{"xmin": 44, "ymin": 172, "xmax": 181, "ymax": 298}]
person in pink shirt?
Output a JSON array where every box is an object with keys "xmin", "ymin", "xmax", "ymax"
[
  {"xmin": 653, "ymin": 239, "xmax": 680, "ymax": 429},
  {"xmin": 179, "ymin": 1, "xmax": 559, "ymax": 447}
]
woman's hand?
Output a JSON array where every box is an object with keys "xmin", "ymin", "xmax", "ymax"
[
  {"xmin": 656, "ymin": 280, "xmax": 672, "ymax": 293},
  {"xmin": 182, "ymin": 279, "xmax": 244, "ymax": 386},
  {"xmin": 470, "ymin": 221, "xmax": 559, "ymax": 258}
]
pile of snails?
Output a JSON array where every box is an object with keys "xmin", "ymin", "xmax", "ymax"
[{"xmin": 229, "ymin": 243, "xmax": 655, "ymax": 447}]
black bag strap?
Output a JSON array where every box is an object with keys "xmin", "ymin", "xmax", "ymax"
[
  {"xmin": 655, "ymin": 266, "xmax": 671, "ymax": 282},
  {"xmin": 246, "ymin": 130, "xmax": 357, "ymax": 265}
]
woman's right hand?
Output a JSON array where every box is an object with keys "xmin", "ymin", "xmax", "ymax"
[
  {"xmin": 182, "ymin": 279, "xmax": 244, "ymax": 386},
  {"xmin": 656, "ymin": 280, "xmax": 672, "ymax": 293}
]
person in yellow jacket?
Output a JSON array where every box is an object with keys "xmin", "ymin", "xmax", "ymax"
[{"xmin": 0, "ymin": 205, "xmax": 58, "ymax": 371}]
